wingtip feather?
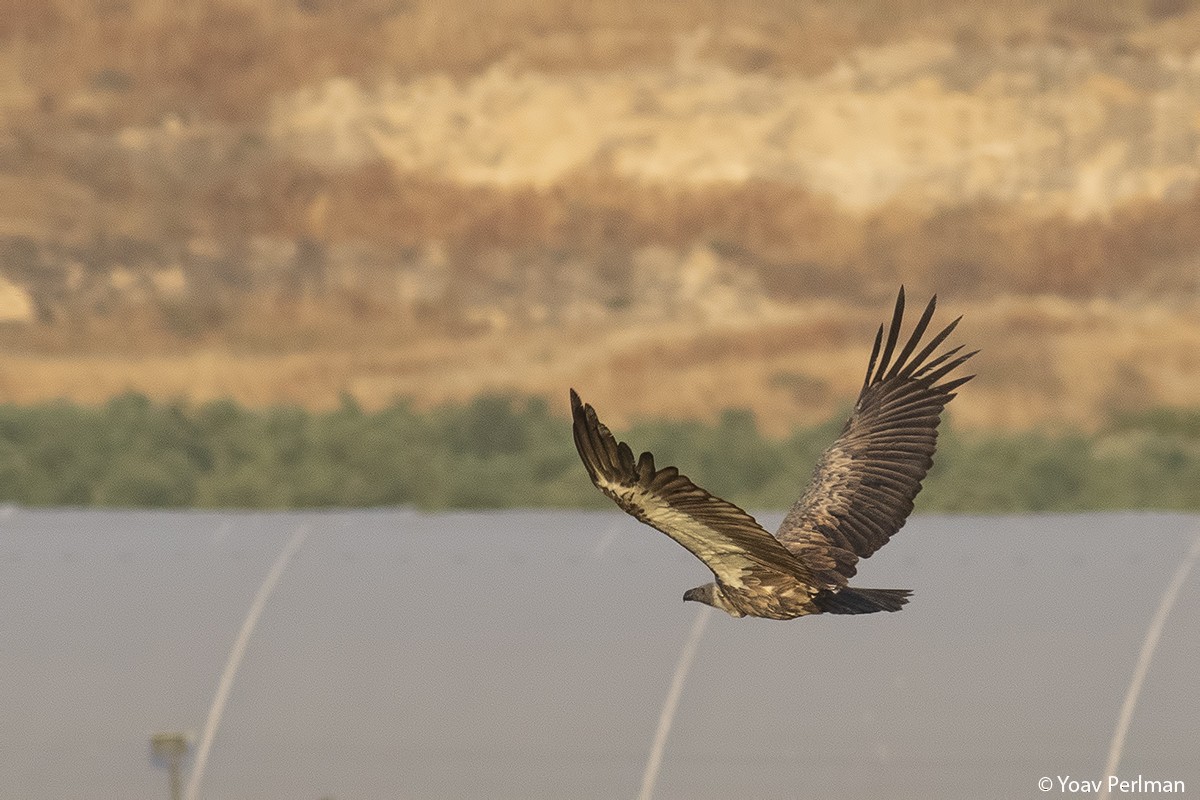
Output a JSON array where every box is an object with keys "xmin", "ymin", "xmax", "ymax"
[
  {"xmin": 873, "ymin": 288, "xmax": 907, "ymax": 384},
  {"xmin": 885, "ymin": 292, "xmax": 937, "ymax": 381}
]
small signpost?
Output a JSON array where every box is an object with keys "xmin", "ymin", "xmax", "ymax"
[{"xmin": 149, "ymin": 732, "xmax": 191, "ymax": 800}]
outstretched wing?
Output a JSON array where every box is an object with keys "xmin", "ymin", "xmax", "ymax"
[
  {"xmin": 775, "ymin": 288, "xmax": 976, "ymax": 589},
  {"xmin": 571, "ymin": 389, "xmax": 816, "ymax": 590}
]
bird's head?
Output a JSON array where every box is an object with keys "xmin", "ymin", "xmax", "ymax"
[{"xmin": 683, "ymin": 582, "xmax": 743, "ymax": 617}]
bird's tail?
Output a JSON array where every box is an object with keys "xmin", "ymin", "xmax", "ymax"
[{"xmin": 813, "ymin": 587, "xmax": 911, "ymax": 615}]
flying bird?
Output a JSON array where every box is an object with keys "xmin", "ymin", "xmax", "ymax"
[{"xmin": 570, "ymin": 288, "xmax": 975, "ymax": 620}]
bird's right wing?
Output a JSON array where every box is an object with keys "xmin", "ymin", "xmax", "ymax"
[
  {"xmin": 571, "ymin": 389, "xmax": 817, "ymax": 589},
  {"xmin": 775, "ymin": 289, "xmax": 976, "ymax": 589}
]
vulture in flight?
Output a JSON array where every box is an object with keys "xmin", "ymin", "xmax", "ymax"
[{"xmin": 570, "ymin": 288, "xmax": 975, "ymax": 620}]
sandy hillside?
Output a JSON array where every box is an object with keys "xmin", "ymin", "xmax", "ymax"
[{"xmin": 1, "ymin": 1, "xmax": 1199, "ymax": 429}]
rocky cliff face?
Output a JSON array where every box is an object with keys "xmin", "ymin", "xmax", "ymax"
[
  {"xmin": 3, "ymin": 11, "xmax": 1200, "ymax": 427},
  {"xmin": 5, "ymin": 37, "xmax": 1200, "ymax": 332},
  {"xmin": 270, "ymin": 38, "xmax": 1200, "ymax": 216}
]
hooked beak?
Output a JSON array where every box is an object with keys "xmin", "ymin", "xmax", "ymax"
[{"xmin": 682, "ymin": 587, "xmax": 702, "ymax": 603}]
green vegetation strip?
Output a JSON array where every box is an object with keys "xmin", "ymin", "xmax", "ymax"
[{"xmin": 0, "ymin": 394, "xmax": 1198, "ymax": 511}]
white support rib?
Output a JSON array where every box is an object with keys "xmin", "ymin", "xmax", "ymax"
[
  {"xmin": 1098, "ymin": 528, "xmax": 1200, "ymax": 800},
  {"xmin": 637, "ymin": 605, "xmax": 712, "ymax": 800},
  {"xmin": 185, "ymin": 524, "xmax": 309, "ymax": 800}
]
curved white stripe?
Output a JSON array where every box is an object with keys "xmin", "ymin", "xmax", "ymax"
[
  {"xmin": 637, "ymin": 606, "xmax": 713, "ymax": 800},
  {"xmin": 1098, "ymin": 528, "xmax": 1200, "ymax": 800},
  {"xmin": 185, "ymin": 524, "xmax": 309, "ymax": 800},
  {"xmin": 591, "ymin": 518, "xmax": 624, "ymax": 559}
]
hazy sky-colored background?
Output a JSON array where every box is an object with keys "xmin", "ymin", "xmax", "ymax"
[{"xmin": 3, "ymin": 510, "xmax": 1199, "ymax": 799}]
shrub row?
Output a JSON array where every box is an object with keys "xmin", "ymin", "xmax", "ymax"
[{"xmin": 1, "ymin": 393, "xmax": 1198, "ymax": 511}]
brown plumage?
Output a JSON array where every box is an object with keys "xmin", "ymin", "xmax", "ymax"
[{"xmin": 570, "ymin": 287, "xmax": 975, "ymax": 620}]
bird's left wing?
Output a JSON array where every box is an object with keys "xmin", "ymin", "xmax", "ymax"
[{"xmin": 571, "ymin": 389, "xmax": 816, "ymax": 588}]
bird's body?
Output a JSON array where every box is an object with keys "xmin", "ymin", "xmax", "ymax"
[{"xmin": 570, "ymin": 288, "xmax": 975, "ymax": 620}]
